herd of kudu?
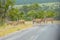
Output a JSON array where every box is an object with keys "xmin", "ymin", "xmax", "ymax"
[
  {"xmin": 32, "ymin": 18, "xmax": 54, "ymax": 24},
  {"xmin": 7, "ymin": 18, "xmax": 54, "ymax": 26}
]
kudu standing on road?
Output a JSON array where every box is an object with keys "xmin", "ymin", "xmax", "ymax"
[
  {"xmin": 32, "ymin": 18, "xmax": 54, "ymax": 24},
  {"xmin": 45, "ymin": 18, "xmax": 54, "ymax": 23}
]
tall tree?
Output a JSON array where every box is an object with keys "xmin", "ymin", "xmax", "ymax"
[
  {"xmin": 37, "ymin": 11, "xmax": 45, "ymax": 19},
  {"xmin": 27, "ymin": 10, "xmax": 37, "ymax": 20},
  {"xmin": 7, "ymin": 8, "xmax": 19, "ymax": 21},
  {"xmin": 0, "ymin": 0, "xmax": 15, "ymax": 25},
  {"xmin": 29, "ymin": 3, "xmax": 40, "ymax": 10},
  {"xmin": 18, "ymin": 11, "xmax": 25, "ymax": 20},
  {"xmin": 46, "ymin": 10, "xmax": 56, "ymax": 18}
]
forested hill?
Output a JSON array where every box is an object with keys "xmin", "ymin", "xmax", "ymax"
[{"xmin": 16, "ymin": 0, "xmax": 60, "ymax": 5}]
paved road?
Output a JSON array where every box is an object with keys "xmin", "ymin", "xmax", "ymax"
[{"xmin": 0, "ymin": 24, "xmax": 59, "ymax": 40}]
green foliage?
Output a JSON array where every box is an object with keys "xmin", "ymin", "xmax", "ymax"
[
  {"xmin": 46, "ymin": 10, "xmax": 56, "ymax": 18},
  {"xmin": 0, "ymin": 0, "xmax": 15, "ymax": 25},
  {"xmin": 18, "ymin": 11, "xmax": 25, "ymax": 20},
  {"xmin": 37, "ymin": 11, "xmax": 45, "ymax": 18},
  {"xmin": 7, "ymin": 8, "xmax": 20, "ymax": 21},
  {"xmin": 29, "ymin": 3, "xmax": 40, "ymax": 10},
  {"xmin": 0, "ymin": 1, "xmax": 57, "ymax": 26},
  {"xmin": 27, "ymin": 10, "xmax": 37, "ymax": 19}
]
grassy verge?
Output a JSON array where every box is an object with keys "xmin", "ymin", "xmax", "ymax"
[
  {"xmin": 0, "ymin": 21, "xmax": 60, "ymax": 37},
  {"xmin": 0, "ymin": 21, "xmax": 33, "ymax": 37}
]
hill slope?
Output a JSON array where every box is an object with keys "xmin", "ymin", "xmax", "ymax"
[{"xmin": 16, "ymin": 0, "xmax": 60, "ymax": 5}]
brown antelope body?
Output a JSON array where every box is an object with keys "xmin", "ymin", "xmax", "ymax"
[
  {"xmin": 45, "ymin": 18, "xmax": 54, "ymax": 23},
  {"xmin": 33, "ymin": 19, "xmax": 43, "ymax": 24},
  {"xmin": 7, "ymin": 21, "xmax": 18, "ymax": 26},
  {"xmin": 32, "ymin": 18, "xmax": 54, "ymax": 24},
  {"xmin": 7, "ymin": 20, "xmax": 25, "ymax": 25},
  {"xmin": 18, "ymin": 20, "xmax": 25, "ymax": 24}
]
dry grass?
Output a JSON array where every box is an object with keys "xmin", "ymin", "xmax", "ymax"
[
  {"xmin": 0, "ymin": 21, "xmax": 60, "ymax": 37},
  {"xmin": 0, "ymin": 21, "xmax": 33, "ymax": 37}
]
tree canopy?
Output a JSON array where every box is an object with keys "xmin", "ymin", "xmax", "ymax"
[{"xmin": 0, "ymin": 0, "xmax": 57, "ymax": 25}]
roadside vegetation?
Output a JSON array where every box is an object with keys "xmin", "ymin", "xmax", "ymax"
[{"xmin": 0, "ymin": 0, "xmax": 57, "ymax": 37}]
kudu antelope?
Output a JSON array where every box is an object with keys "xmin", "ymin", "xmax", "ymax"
[
  {"xmin": 18, "ymin": 20, "xmax": 25, "ymax": 24},
  {"xmin": 45, "ymin": 18, "xmax": 54, "ymax": 23},
  {"xmin": 33, "ymin": 19, "xmax": 45, "ymax": 24},
  {"xmin": 7, "ymin": 20, "xmax": 25, "ymax": 25},
  {"xmin": 32, "ymin": 18, "xmax": 54, "ymax": 24},
  {"xmin": 7, "ymin": 21, "xmax": 18, "ymax": 26}
]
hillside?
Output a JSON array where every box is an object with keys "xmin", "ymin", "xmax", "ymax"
[
  {"xmin": 14, "ymin": 2, "xmax": 60, "ymax": 9},
  {"xmin": 14, "ymin": 2, "xmax": 60, "ymax": 20},
  {"xmin": 16, "ymin": 0, "xmax": 60, "ymax": 5}
]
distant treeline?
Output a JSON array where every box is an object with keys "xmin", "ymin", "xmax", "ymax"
[
  {"xmin": 7, "ymin": 3, "xmax": 57, "ymax": 21},
  {"xmin": 0, "ymin": 0, "xmax": 59, "ymax": 25}
]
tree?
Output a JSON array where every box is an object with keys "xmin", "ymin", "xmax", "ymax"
[
  {"xmin": 36, "ymin": 10, "xmax": 46, "ymax": 19},
  {"xmin": 0, "ymin": 0, "xmax": 15, "ymax": 25},
  {"xmin": 27, "ymin": 10, "xmax": 37, "ymax": 20},
  {"xmin": 18, "ymin": 11, "xmax": 25, "ymax": 20},
  {"xmin": 29, "ymin": 3, "xmax": 40, "ymax": 10},
  {"xmin": 21, "ymin": 5, "xmax": 29, "ymax": 13},
  {"xmin": 46, "ymin": 10, "xmax": 56, "ymax": 18},
  {"xmin": 7, "ymin": 8, "xmax": 20, "ymax": 21}
]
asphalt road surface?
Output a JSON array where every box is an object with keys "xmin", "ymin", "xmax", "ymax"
[{"xmin": 0, "ymin": 23, "xmax": 59, "ymax": 40}]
